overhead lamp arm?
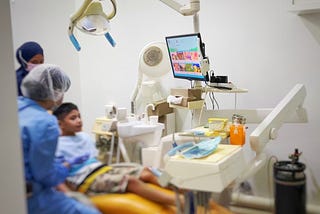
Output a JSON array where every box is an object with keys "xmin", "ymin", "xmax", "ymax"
[
  {"xmin": 159, "ymin": 0, "xmax": 200, "ymax": 16},
  {"xmin": 250, "ymin": 83, "xmax": 307, "ymax": 154}
]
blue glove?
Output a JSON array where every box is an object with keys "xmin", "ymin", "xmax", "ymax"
[
  {"xmin": 67, "ymin": 153, "xmax": 90, "ymax": 166},
  {"xmin": 55, "ymin": 155, "xmax": 66, "ymax": 164}
]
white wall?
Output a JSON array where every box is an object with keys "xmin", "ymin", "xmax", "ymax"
[
  {"xmin": 10, "ymin": 0, "xmax": 82, "ymax": 107},
  {"xmin": 0, "ymin": 0, "xmax": 26, "ymax": 213},
  {"xmin": 9, "ymin": 0, "xmax": 320, "ymax": 207}
]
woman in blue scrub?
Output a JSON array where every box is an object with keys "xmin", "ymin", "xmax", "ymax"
[
  {"xmin": 15, "ymin": 41, "xmax": 44, "ymax": 96},
  {"xmin": 18, "ymin": 64, "xmax": 101, "ymax": 214}
]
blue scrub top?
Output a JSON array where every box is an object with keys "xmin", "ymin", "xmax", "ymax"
[
  {"xmin": 18, "ymin": 97, "xmax": 101, "ymax": 214},
  {"xmin": 18, "ymin": 97, "xmax": 68, "ymax": 185}
]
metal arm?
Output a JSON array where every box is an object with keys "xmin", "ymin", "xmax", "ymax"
[{"xmin": 159, "ymin": 0, "xmax": 200, "ymax": 16}]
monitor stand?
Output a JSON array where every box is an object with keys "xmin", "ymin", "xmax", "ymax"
[{"xmin": 193, "ymin": 80, "xmax": 203, "ymax": 88}]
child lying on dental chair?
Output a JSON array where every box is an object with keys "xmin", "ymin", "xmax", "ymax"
[{"xmin": 53, "ymin": 102, "xmax": 181, "ymax": 207}]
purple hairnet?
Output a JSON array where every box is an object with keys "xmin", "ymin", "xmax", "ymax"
[{"xmin": 16, "ymin": 41, "xmax": 44, "ymax": 66}]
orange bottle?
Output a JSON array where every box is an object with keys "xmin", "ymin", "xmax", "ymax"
[{"xmin": 230, "ymin": 122, "xmax": 245, "ymax": 146}]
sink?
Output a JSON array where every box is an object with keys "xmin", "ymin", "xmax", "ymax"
[
  {"xmin": 117, "ymin": 120, "xmax": 164, "ymax": 151},
  {"xmin": 117, "ymin": 120, "xmax": 165, "ymax": 165},
  {"xmin": 117, "ymin": 121, "xmax": 164, "ymax": 139}
]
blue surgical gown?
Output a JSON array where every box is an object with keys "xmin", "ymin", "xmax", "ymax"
[{"xmin": 18, "ymin": 97, "xmax": 101, "ymax": 214}]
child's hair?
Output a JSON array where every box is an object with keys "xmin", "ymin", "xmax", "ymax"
[{"xmin": 53, "ymin": 102, "xmax": 78, "ymax": 120}]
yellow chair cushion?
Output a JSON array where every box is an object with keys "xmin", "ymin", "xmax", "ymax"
[{"xmin": 90, "ymin": 193, "xmax": 176, "ymax": 214}]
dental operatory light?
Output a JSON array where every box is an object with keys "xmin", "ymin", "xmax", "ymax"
[{"xmin": 68, "ymin": 0, "xmax": 117, "ymax": 51}]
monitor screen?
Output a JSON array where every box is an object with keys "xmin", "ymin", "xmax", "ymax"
[{"xmin": 165, "ymin": 33, "xmax": 206, "ymax": 81}]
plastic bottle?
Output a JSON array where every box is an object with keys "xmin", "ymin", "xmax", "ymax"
[{"xmin": 230, "ymin": 117, "xmax": 245, "ymax": 146}]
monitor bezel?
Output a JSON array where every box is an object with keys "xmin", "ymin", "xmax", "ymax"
[{"xmin": 165, "ymin": 33, "xmax": 206, "ymax": 81}]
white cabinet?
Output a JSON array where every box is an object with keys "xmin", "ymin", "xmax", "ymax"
[{"xmin": 289, "ymin": 0, "xmax": 320, "ymax": 14}]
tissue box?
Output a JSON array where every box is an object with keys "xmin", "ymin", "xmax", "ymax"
[
  {"xmin": 170, "ymin": 88, "xmax": 202, "ymax": 100},
  {"xmin": 147, "ymin": 100, "xmax": 173, "ymax": 117},
  {"xmin": 170, "ymin": 88, "xmax": 202, "ymax": 107}
]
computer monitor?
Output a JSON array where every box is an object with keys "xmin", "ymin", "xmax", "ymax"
[{"xmin": 165, "ymin": 33, "xmax": 206, "ymax": 81}]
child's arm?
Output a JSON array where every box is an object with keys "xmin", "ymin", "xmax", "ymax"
[
  {"xmin": 57, "ymin": 182, "xmax": 95, "ymax": 207},
  {"xmin": 56, "ymin": 182, "xmax": 72, "ymax": 192}
]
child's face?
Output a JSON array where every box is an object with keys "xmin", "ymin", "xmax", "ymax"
[{"xmin": 60, "ymin": 109, "xmax": 82, "ymax": 134}]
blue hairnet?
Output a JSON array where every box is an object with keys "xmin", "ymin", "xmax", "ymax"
[
  {"xmin": 21, "ymin": 64, "xmax": 71, "ymax": 101},
  {"xmin": 16, "ymin": 41, "xmax": 44, "ymax": 67}
]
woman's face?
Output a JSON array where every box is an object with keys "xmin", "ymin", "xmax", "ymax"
[
  {"xmin": 25, "ymin": 54, "xmax": 44, "ymax": 71},
  {"xmin": 28, "ymin": 54, "xmax": 44, "ymax": 64}
]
